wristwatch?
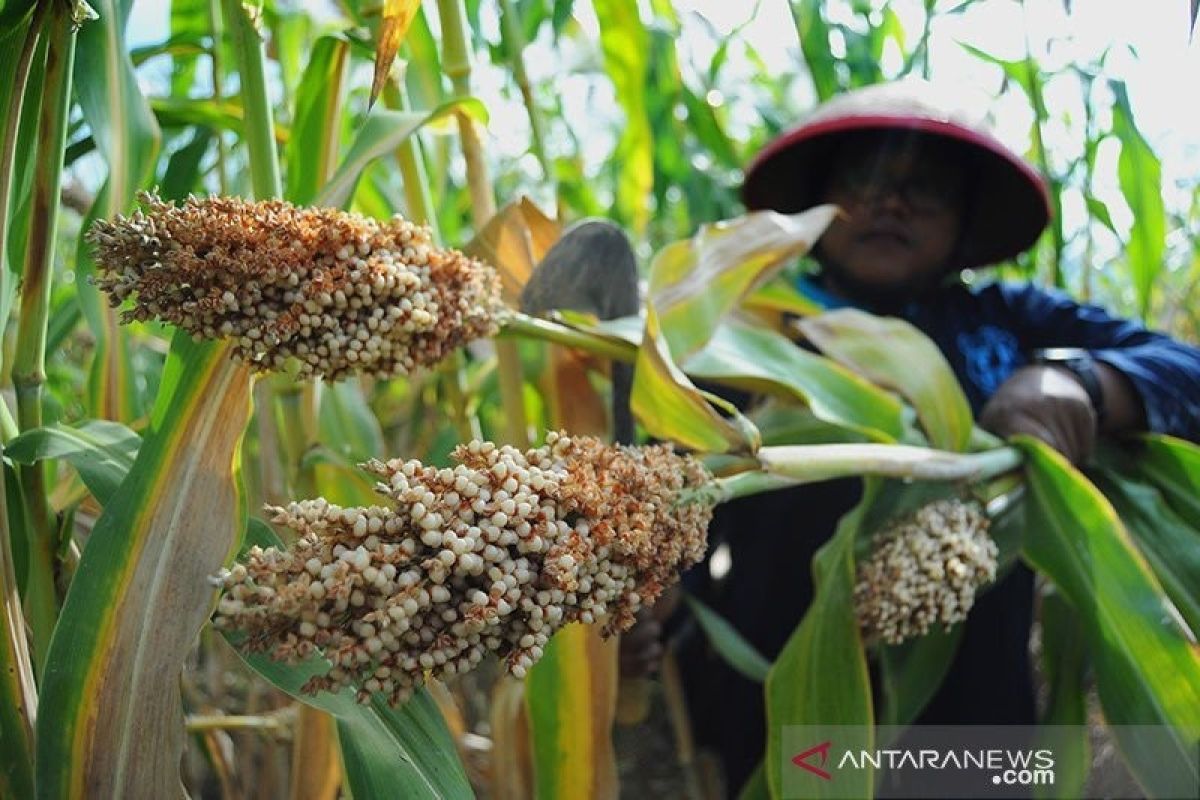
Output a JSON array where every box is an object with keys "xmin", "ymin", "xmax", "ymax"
[{"xmin": 1032, "ymin": 347, "xmax": 1106, "ymax": 426}]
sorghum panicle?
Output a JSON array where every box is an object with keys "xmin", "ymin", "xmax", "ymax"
[
  {"xmin": 853, "ymin": 498, "xmax": 997, "ymax": 646},
  {"xmin": 212, "ymin": 433, "xmax": 713, "ymax": 706},
  {"xmin": 86, "ymin": 193, "xmax": 502, "ymax": 380}
]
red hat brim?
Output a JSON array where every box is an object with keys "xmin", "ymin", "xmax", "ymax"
[{"xmin": 742, "ymin": 114, "xmax": 1053, "ymax": 269}]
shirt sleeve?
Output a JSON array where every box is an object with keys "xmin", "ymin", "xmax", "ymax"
[{"xmin": 990, "ymin": 282, "xmax": 1200, "ymax": 442}]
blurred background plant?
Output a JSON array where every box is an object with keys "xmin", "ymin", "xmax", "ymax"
[{"xmin": 0, "ymin": 0, "xmax": 1197, "ymax": 798}]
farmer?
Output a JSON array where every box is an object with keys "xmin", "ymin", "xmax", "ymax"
[{"xmin": 619, "ymin": 80, "xmax": 1200, "ymax": 794}]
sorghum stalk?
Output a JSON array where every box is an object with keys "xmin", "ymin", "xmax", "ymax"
[
  {"xmin": 436, "ymin": 0, "xmax": 531, "ymax": 448},
  {"xmin": 756, "ymin": 443, "xmax": 1023, "ymax": 485},
  {"xmin": 498, "ymin": 311, "xmax": 637, "ymax": 363},
  {"xmin": 12, "ymin": 0, "xmax": 79, "ymax": 670},
  {"xmin": 0, "ymin": 8, "xmax": 48, "ymax": 782},
  {"xmin": 220, "ymin": 0, "xmax": 281, "ymax": 198}
]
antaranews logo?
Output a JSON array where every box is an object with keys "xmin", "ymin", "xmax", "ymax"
[
  {"xmin": 791, "ymin": 741, "xmax": 833, "ymax": 781},
  {"xmin": 782, "ymin": 725, "xmax": 1068, "ymax": 799}
]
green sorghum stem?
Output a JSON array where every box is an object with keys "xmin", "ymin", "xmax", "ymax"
[
  {"xmin": 220, "ymin": 0, "xmax": 281, "ymax": 199},
  {"xmin": 12, "ymin": 2, "xmax": 78, "ymax": 671},
  {"xmin": 756, "ymin": 444, "xmax": 1024, "ymax": 485},
  {"xmin": 498, "ymin": 311, "xmax": 637, "ymax": 363}
]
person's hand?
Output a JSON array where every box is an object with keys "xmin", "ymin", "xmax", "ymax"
[
  {"xmin": 618, "ymin": 585, "xmax": 682, "ymax": 678},
  {"xmin": 979, "ymin": 365, "xmax": 1097, "ymax": 465},
  {"xmin": 619, "ymin": 610, "xmax": 664, "ymax": 678}
]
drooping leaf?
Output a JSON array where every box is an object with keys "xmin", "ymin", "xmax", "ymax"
[
  {"xmin": 684, "ymin": 593, "xmax": 771, "ymax": 684},
  {"xmin": 682, "ymin": 320, "xmax": 906, "ymax": 443},
  {"xmin": 37, "ymin": 338, "xmax": 254, "ymax": 799},
  {"xmin": 463, "ymin": 196, "xmax": 560, "ymax": 305},
  {"xmin": 1018, "ymin": 436, "xmax": 1200, "ymax": 799},
  {"xmin": 798, "ymin": 309, "xmax": 973, "ymax": 451},
  {"xmin": 6, "ymin": 420, "xmax": 140, "ymax": 507},
  {"xmin": 371, "ymin": 0, "xmax": 421, "ymax": 108},
  {"xmin": 314, "ymin": 98, "xmax": 488, "ymax": 209},
  {"xmin": 631, "ymin": 306, "xmax": 759, "ymax": 454},
  {"xmin": 649, "ymin": 206, "xmax": 837, "ymax": 361}
]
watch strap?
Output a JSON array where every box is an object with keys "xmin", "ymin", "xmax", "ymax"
[{"xmin": 1033, "ymin": 348, "xmax": 1106, "ymax": 426}]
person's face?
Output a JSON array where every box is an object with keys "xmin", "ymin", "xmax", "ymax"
[{"xmin": 816, "ymin": 134, "xmax": 966, "ymax": 301}]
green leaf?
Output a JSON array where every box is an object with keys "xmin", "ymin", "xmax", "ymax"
[
  {"xmin": 234, "ymin": 518, "xmax": 474, "ymax": 800},
  {"xmin": 683, "ymin": 593, "xmax": 771, "ymax": 683},
  {"xmin": 682, "ymin": 321, "xmax": 905, "ymax": 443},
  {"xmin": 789, "ymin": 0, "xmax": 839, "ymax": 100},
  {"xmin": 319, "ymin": 381, "xmax": 385, "ymax": 462},
  {"xmin": 1032, "ymin": 588, "xmax": 1090, "ymax": 800},
  {"xmin": 1018, "ymin": 436, "xmax": 1200, "ymax": 799},
  {"xmin": 766, "ymin": 479, "xmax": 876, "ymax": 799},
  {"xmin": 1111, "ymin": 81, "xmax": 1164, "ymax": 319},
  {"xmin": 649, "ymin": 206, "xmax": 837, "ymax": 361},
  {"xmin": 286, "ymin": 35, "xmax": 350, "ymax": 206},
  {"xmin": 877, "ymin": 626, "xmax": 962, "ymax": 727},
  {"xmin": 1091, "ymin": 469, "xmax": 1200, "ymax": 639},
  {"xmin": 1128, "ymin": 434, "xmax": 1200, "ymax": 530},
  {"xmin": 159, "ymin": 127, "xmax": 213, "ymax": 201},
  {"xmin": 6, "ymin": 420, "xmax": 141, "ymax": 506},
  {"xmin": 798, "ymin": 309, "xmax": 973, "ymax": 451},
  {"xmin": 594, "ymin": 0, "xmax": 653, "ymax": 233},
  {"xmin": 314, "ymin": 98, "xmax": 488, "ymax": 209}
]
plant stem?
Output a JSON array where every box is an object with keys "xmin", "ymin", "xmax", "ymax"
[
  {"xmin": 0, "ymin": 6, "xmax": 43, "ymax": 748},
  {"xmin": 12, "ymin": 1, "xmax": 79, "ymax": 670},
  {"xmin": 0, "ymin": 2, "xmax": 48, "ymax": 291},
  {"xmin": 220, "ymin": 0, "xmax": 281, "ymax": 198},
  {"xmin": 757, "ymin": 444, "xmax": 1023, "ymax": 485},
  {"xmin": 186, "ymin": 712, "xmax": 291, "ymax": 733},
  {"xmin": 0, "ymin": 455, "xmax": 36, "ymax": 798},
  {"xmin": 436, "ymin": 0, "xmax": 530, "ymax": 448}
]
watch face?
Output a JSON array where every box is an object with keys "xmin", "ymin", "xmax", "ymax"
[{"xmin": 1035, "ymin": 347, "xmax": 1090, "ymax": 363}]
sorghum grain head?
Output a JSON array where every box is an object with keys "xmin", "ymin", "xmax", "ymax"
[
  {"xmin": 86, "ymin": 193, "xmax": 502, "ymax": 380},
  {"xmin": 212, "ymin": 433, "xmax": 713, "ymax": 706},
  {"xmin": 853, "ymin": 498, "xmax": 997, "ymax": 646}
]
